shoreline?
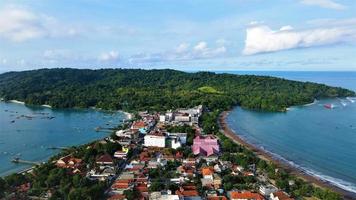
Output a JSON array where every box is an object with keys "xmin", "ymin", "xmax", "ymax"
[{"xmin": 218, "ymin": 110, "xmax": 356, "ymax": 200}]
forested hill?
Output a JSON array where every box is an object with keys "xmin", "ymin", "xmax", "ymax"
[{"xmin": 0, "ymin": 68, "xmax": 354, "ymax": 112}]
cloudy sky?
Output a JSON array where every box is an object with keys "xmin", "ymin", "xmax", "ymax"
[{"xmin": 0, "ymin": 0, "xmax": 356, "ymax": 72}]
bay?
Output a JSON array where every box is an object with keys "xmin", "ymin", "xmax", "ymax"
[
  {"xmin": 0, "ymin": 102, "xmax": 126, "ymax": 176},
  {"xmin": 225, "ymin": 71, "xmax": 356, "ymax": 193}
]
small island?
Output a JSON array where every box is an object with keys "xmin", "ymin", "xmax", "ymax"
[{"xmin": 0, "ymin": 68, "xmax": 355, "ymax": 200}]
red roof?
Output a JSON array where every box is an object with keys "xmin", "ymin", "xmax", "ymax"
[
  {"xmin": 132, "ymin": 121, "xmax": 145, "ymax": 129},
  {"xmin": 176, "ymin": 190, "xmax": 199, "ymax": 197},
  {"xmin": 136, "ymin": 184, "xmax": 148, "ymax": 192},
  {"xmin": 96, "ymin": 154, "xmax": 114, "ymax": 164},
  {"xmin": 108, "ymin": 194, "xmax": 126, "ymax": 200},
  {"xmin": 272, "ymin": 191, "xmax": 294, "ymax": 200},
  {"xmin": 202, "ymin": 167, "xmax": 214, "ymax": 176},
  {"xmin": 230, "ymin": 191, "xmax": 264, "ymax": 200},
  {"xmin": 207, "ymin": 196, "xmax": 228, "ymax": 200}
]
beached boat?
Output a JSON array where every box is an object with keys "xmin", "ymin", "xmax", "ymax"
[{"xmin": 324, "ymin": 104, "xmax": 334, "ymax": 109}]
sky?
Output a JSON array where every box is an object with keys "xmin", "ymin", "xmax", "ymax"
[{"xmin": 0, "ymin": 0, "xmax": 356, "ymax": 72}]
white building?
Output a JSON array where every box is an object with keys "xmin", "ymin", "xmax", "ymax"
[
  {"xmin": 167, "ymin": 132, "xmax": 187, "ymax": 144},
  {"xmin": 174, "ymin": 115, "xmax": 190, "ymax": 122},
  {"xmin": 144, "ymin": 133, "xmax": 166, "ymax": 148},
  {"xmin": 159, "ymin": 115, "xmax": 166, "ymax": 122},
  {"xmin": 259, "ymin": 184, "xmax": 277, "ymax": 196},
  {"xmin": 171, "ymin": 139, "xmax": 181, "ymax": 149}
]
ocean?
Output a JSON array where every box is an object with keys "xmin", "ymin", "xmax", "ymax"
[
  {"xmin": 0, "ymin": 103, "xmax": 126, "ymax": 176},
  {"xmin": 224, "ymin": 71, "xmax": 356, "ymax": 194}
]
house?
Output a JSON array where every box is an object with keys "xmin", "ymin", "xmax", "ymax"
[
  {"xmin": 96, "ymin": 154, "xmax": 114, "ymax": 167},
  {"xmin": 270, "ymin": 191, "xmax": 294, "ymax": 200},
  {"xmin": 167, "ymin": 132, "xmax": 187, "ymax": 144},
  {"xmin": 87, "ymin": 167, "xmax": 115, "ymax": 181},
  {"xmin": 116, "ymin": 129, "xmax": 135, "ymax": 139},
  {"xmin": 131, "ymin": 121, "xmax": 146, "ymax": 130},
  {"xmin": 259, "ymin": 185, "xmax": 277, "ymax": 196},
  {"xmin": 144, "ymin": 132, "xmax": 166, "ymax": 148},
  {"xmin": 202, "ymin": 167, "xmax": 214, "ymax": 179},
  {"xmin": 192, "ymin": 135, "xmax": 219, "ymax": 157},
  {"xmin": 213, "ymin": 174, "xmax": 222, "ymax": 189},
  {"xmin": 176, "ymin": 185, "xmax": 200, "ymax": 197},
  {"xmin": 159, "ymin": 115, "xmax": 166, "ymax": 122},
  {"xmin": 228, "ymin": 191, "xmax": 265, "ymax": 200},
  {"xmin": 111, "ymin": 179, "xmax": 133, "ymax": 193},
  {"xmin": 114, "ymin": 147, "xmax": 129, "ymax": 159},
  {"xmin": 207, "ymin": 196, "xmax": 228, "ymax": 200},
  {"xmin": 108, "ymin": 194, "xmax": 126, "ymax": 200},
  {"xmin": 171, "ymin": 138, "xmax": 182, "ymax": 149},
  {"xmin": 150, "ymin": 191, "xmax": 180, "ymax": 200},
  {"xmin": 201, "ymin": 178, "xmax": 214, "ymax": 187},
  {"xmin": 56, "ymin": 155, "xmax": 83, "ymax": 174},
  {"xmin": 56, "ymin": 155, "xmax": 82, "ymax": 169}
]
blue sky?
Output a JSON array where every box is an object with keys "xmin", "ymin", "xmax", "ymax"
[{"xmin": 0, "ymin": 0, "xmax": 356, "ymax": 72}]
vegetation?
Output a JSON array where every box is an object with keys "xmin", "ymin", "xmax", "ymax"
[
  {"xmin": 0, "ymin": 68, "xmax": 354, "ymax": 112},
  {"xmin": 0, "ymin": 68, "xmax": 350, "ymax": 199}
]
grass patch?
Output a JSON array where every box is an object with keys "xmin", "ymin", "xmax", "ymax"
[{"xmin": 198, "ymin": 86, "xmax": 223, "ymax": 94}]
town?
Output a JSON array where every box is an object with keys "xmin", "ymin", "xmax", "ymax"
[{"xmin": 0, "ymin": 105, "xmax": 303, "ymax": 200}]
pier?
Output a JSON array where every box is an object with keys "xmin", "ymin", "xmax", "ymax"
[
  {"xmin": 11, "ymin": 157, "xmax": 41, "ymax": 165},
  {"xmin": 47, "ymin": 146, "xmax": 69, "ymax": 150}
]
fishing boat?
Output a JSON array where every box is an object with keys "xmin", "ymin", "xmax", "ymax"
[{"xmin": 324, "ymin": 104, "xmax": 334, "ymax": 109}]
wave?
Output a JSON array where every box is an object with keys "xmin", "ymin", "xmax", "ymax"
[
  {"xmin": 304, "ymin": 99, "xmax": 318, "ymax": 107},
  {"xmin": 9, "ymin": 100, "xmax": 25, "ymax": 104},
  {"xmin": 238, "ymin": 134, "xmax": 356, "ymax": 194},
  {"xmin": 347, "ymin": 97, "xmax": 355, "ymax": 103}
]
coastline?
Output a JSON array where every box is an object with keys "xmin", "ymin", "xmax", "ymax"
[
  {"xmin": 0, "ymin": 101, "xmax": 132, "ymax": 177},
  {"xmin": 218, "ymin": 110, "xmax": 356, "ymax": 200}
]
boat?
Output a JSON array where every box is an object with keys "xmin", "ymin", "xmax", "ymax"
[{"xmin": 324, "ymin": 104, "xmax": 334, "ymax": 109}]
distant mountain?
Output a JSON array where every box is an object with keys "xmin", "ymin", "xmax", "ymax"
[{"xmin": 0, "ymin": 68, "xmax": 354, "ymax": 112}]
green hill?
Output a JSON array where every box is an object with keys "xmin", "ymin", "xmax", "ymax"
[{"xmin": 0, "ymin": 68, "xmax": 354, "ymax": 112}]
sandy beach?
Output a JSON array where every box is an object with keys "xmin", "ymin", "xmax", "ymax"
[{"xmin": 218, "ymin": 110, "xmax": 356, "ymax": 200}]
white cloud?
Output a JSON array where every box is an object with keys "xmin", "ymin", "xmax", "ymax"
[
  {"xmin": 0, "ymin": 6, "xmax": 46, "ymax": 42},
  {"xmin": 175, "ymin": 43, "xmax": 190, "ymax": 53},
  {"xmin": 243, "ymin": 22, "xmax": 356, "ymax": 55},
  {"xmin": 129, "ymin": 41, "xmax": 227, "ymax": 64},
  {"xmin": 300, "ymin": 0, "xmax": 346, "ymax": 10},
  {"xmin": 98, "ymin": 51, "xmax": 120, "ymax": 62},
  {"xmin": 193, "ymin": 41, "xmax": 208, "ymax": 52},
  {"xmin": 0, "ymin": 5, "xmax": 80, "ymax": 42}
]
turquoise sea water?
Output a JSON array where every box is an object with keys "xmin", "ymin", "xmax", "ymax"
[
  {"xmin": 225, "ymin": 71, "xmax": 356, "ymax": 194},
  {"xmin": 0, "ymin": 103, "xmax": 125, "ymax": 176}
]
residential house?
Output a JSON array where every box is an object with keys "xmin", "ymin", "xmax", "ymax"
[
  {"xmin": 228, "ymin": 191, "xmax": 265, "ymax": 200},
  {"xmin": 259, "ymin": 185, "xmax": 277, "ymax": 197},
  {"xmin": 270, "ymin": 191, "xmax": 294, "ymax": 200}
]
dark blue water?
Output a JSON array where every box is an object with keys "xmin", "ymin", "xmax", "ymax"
[
  {"xmin": 0, "ymin": 103, "xmax": 126, "ymax": 176},
  {"xmin": 225, "ymin": 71, "xmax": 356, "ymax": 193}
]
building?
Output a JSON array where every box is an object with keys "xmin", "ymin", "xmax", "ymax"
[
  {"xmin": 270, "ymin": 191, "xmax": 294, "ymax": 200},
  {"xmin": 167, "ymin": 132, "xmax": 187, "ymax": 144},
  {"xmin": 259, "ymin": 185, "xmax": 277, "ymax": 196},
  {"xmin": 56, "ymin": 155, "xmax": 82, "ymax": 169},
  {"xmin": 114, "ymin": 151, "xmax": 128, "ymax": 159},
  {"xmin": 192, "ymin": 135, "xmax": 219, "ymax": 157},
  {"xmin": 96, "ymin": 154, "xmax": 114, "ymax": 167},
  {"xmin": 56, "ymin": 155, "xmax": 83, "ymax": 174},
  {"xmin": 131, "ymin": 121, "xmax": 146, "ymax": 131},
  {"xmin": 228, "ymin": 191, "xmax": 265, "ymax": 200},
  {"xmin": 144, "ymin": 132, "xmax": 166, "ymax": 148}
]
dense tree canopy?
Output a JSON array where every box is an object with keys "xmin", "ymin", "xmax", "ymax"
[{"xmin": 0, "ymin": 68, "xmax": 354, "ymax": 112}]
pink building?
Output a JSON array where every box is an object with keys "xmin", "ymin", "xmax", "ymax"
[{"xmin": 192, "ymin": 135, "xmax": 219, "ymax": 156}]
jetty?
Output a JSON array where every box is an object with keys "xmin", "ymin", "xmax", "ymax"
[
  {"xmin": 11, "ymin": 157, "xmax": 41, "ymax": 165},
  {"xmin": 47, "ymin": 146, "xmax": 69, "ymax": 150}
]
